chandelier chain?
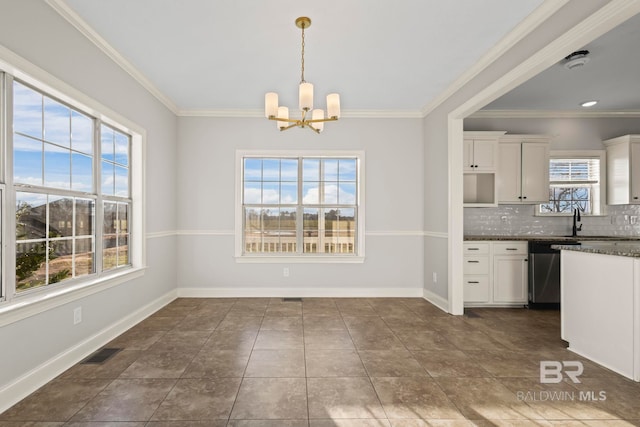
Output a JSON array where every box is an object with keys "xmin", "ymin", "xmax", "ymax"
[{"xmin": 301, "ymin": 24, "xmax": 306, "ymax": 83}]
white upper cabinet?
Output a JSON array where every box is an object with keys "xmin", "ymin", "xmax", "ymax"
[
  {"xmin": 463, "ymin": 131, "xmax": 505, "ymax": 207},
  {"xmin": 463, "ymin": 132, "xmax": 504, "ymax": 172},
  {"xmin": 604, "ymin": 135, "xmax": 640, "ymax": 205},
  {"xmin": 497, "ymin": 135, "xmax": 550, "ymax": 204}
]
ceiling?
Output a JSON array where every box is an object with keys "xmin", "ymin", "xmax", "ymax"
[
  {"xmin": 56, "ymin": 0, "xmax": 544, "ymax": 114},
  {"xmin": 483, "ymin": 11, "xmax": 640, "ymax": 112}
]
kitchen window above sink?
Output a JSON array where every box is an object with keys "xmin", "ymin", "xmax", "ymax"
[{"xmin": 537, "ymin": 151, "xmax": 605, "ymax": 216}]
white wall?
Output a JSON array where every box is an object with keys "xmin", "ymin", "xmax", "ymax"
[
  {"xmin": 176, "ymin": 116, "xmax": 425, "ymax": 296},
  {"xmin": 0, "ymin": 0, "xmax": 178, "ymax": 404}
]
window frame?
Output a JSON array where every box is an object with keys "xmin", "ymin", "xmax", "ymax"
[
  {"xmin": 235, "ymin": 150, "xmax": 365, "ymax": 263},
  {"xmin": 0, "ymin": 57, "xmax": 145, "ymax": 324},
  {"xmin": 536, "ymin": 150, "xmax": 607, "ymax": 216}
]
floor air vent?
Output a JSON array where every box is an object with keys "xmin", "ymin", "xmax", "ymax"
[
  {"xmin": 282, "ymin": 297, "xmax": 303, "ymax": 302},
  {"xmin": 81, "ymin": 348, "xmax": 122, "ymax": 364},
  {"xmin": 465, "ymin": 310, "xmax": 481, "ymax": 318}
]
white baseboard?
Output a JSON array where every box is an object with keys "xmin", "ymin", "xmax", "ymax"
[
  {"xmin": 177, "ymin": 287, "xmax": 423, "ymax": 298},
  {"xmin": 422, "ymin": 288, "xmax": 450, "ymax": 313},
  {"xmin": 0, "ymin": 290, "xmax": 177, "ymax": 414}
]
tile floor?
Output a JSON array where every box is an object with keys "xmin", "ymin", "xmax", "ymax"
[{"xmin": 2, "ymin": 297, "xmax": 640, "ymax": 426}]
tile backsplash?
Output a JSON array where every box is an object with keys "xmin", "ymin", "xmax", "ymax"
[{"xmin": 464, "ymin": 204, "xmax": 640, "ymax": 237}]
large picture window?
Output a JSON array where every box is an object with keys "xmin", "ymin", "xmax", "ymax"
[
  {"xmin": 8, "ymin": 79, "xmax": 133, "ymax": 297},
  {"xmin": 240, "ymin": 153, "xmax": 362, "ymax": 257}
]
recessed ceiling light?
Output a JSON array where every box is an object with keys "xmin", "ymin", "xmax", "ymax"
[{"xmin": 581, "ymin": 100, "xmax": 598, "ymax": 107}]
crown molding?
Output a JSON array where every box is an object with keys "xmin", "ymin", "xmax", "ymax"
[
  {"xmin": 469, "ymin": 109, "xmax": 640, "ymax": 119},
  {"xmin": 177, "ymin": 109, "xmax": 424, "ymax": 119},
  {"xmin": 419, "ymin": 0, "xmax": 571, "ymax": 118},
  {"xmin": 45, "ymin": 0, "xmax": 180, "ymax": 115}
]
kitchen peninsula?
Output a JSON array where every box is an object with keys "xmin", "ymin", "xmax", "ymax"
[{"xmin": 556, "ymin": 242, "xmax": 640, "ymax": 382}]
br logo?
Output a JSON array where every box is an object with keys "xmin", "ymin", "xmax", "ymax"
[{"xmin": 540, "ymin": 361, "xmax": 584, "ymax": 383}]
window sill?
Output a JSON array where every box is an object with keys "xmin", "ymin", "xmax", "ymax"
[
  {"xmin": 235, "ymin": 256, "xmax": 365, "ymax": 264},
  {"xmin": 0, "ymin": 267, "xmax": 146, "ymax": 328}
]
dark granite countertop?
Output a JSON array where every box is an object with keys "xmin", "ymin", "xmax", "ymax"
[
  {"xmin": 464, "ymin": 235, "xmax": 640, "ymax": 242},
  {"xmin": 552, "ymin": 242, "xmax": 640, "ymax": 258}
]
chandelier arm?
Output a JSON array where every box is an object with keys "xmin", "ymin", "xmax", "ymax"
[
  {"xmin": 280, "ymin": 122, "xmax": 302, "ymax": 131},
  {"xmin": 267, "ymin": 117, "xmax": 299, "ymax": 124},
  {"xmin": 307, "ymin": 124, "xmax": 321, "ymax": 134},
  {"xmin": 305, "ymin": 117, "xmax": 339, "ymax": 124}
]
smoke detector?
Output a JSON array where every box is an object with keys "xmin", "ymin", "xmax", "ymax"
[{"xmin": 564, "ymin": 50, "xmax": 590, "ymax": 70}]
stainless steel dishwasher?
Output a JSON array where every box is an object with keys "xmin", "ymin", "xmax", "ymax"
[{"xmin": 528, "ymin": 240, "xmax": 580, "ymax": 308}]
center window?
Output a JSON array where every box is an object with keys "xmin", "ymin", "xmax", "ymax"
[{"xmin": 241, "ymin": 154, "xmax": 361, "ymax": 256}]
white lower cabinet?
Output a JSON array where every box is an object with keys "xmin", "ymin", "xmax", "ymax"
[{"xmin": 464, "ymin": 241, "xmax": 528, "ymax": 306}]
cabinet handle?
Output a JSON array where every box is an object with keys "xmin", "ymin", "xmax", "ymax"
[
  {"xmin": 467, "ymin": 281, "xmax": 480, "ymax": 284},
  {"xmin": 506, "ymin": 248, "xmax": 518, "ymax": 251},
  {"xmin": 467, "ymin": 260, "xmax": 480, "ymax": 263},
  {"xmin": 467, "ymin": 248, "xmax": 480, "ymax": 251}
]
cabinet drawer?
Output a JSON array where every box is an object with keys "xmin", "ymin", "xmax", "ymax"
[
  {"xmin": 463, "ymin": 256, "xmax": 489, "ymax": 274},
  {"xmin": 463, "ymin": 242, "xmax": 489, "ymax": 254},
  {"xmin": 464, "ymin": 276, "xmax": 490, "ymax": 303},
  {"xmin": 493, "ymin": 242, "xmax": 528, "ymax": 255}
]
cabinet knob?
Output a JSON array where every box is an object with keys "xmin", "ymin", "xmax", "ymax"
[
  {"xmin": 634, "ymin": 196, "xmax": 639, "ymax": 200},
  {"xmin": 523, "ymin": 196, "xmax": 527, "ymax": 199},
  {"xmin": 518, "ymin": 196, "xmax": 522, "ymax": 199}
]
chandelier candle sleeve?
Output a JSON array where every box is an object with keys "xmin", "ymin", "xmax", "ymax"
[
  {"xmin": 312, "ymin": 109, "xmax": 325, "ymax": 132},
  {"xmin": 299, "ymin": 82, "xmax": 314, "ymax": 111},
  {"xmin": 327, "ymin": 93, "xmax": 341, "ymax": 118},
  {"xmin": 277, "ymin": 106, "xmax": 289, "ymax": 129},
  {"xmin": 265, "ymin": 92, "xmax": 278, "ymax": 117}
]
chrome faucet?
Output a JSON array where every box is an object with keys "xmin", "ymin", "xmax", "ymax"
[{"xmin": 572, "ymin": 208, "xmax": 582, "ymax": 237}]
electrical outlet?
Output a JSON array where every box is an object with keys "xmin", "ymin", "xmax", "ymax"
[
  {"xmin": 432, "ymin": 272, "xmax": 437, "ymax": 283},
  {"xmin": 283, "ymin": 267, "xmax": 290, "ymax": 277},
  {"xmin": 73, "ymin": 307, "xmax": 82, "ymax": 325}
]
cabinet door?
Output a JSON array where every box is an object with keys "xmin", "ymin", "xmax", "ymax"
[
  {"xmin": 521, "ymin": 143, "xmax": 549, "ymax": 203},
  {"xmin": 493, "ymin": 255, "xmax": 528, "ymax": 303},
  {"xmin": 630, "ymin": 142, "xmax": 640, "ymax": 203},
  {"xmin": 497, "ymin": 143, "xmax": 522, "ymax": 203},
  {"xmin": 463, "ymin": 139, "xmax": 474, "ymax": 171},
  {"xmin": 472, "ymin": 139, "xmax": 498, "ymax": 171}
]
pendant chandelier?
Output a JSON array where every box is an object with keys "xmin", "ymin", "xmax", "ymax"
[{"xmin": 264, "ymin": 17, "xmax": 340, "ymax": 134}]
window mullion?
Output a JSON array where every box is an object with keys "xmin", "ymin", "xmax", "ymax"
[
  {"xmin": 94, "ymin": 119, "xmax": 104, "ymax": 274},
  {"xmin": 4, "ymin": 74, "xmax": 17, "ymax": 302}
]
